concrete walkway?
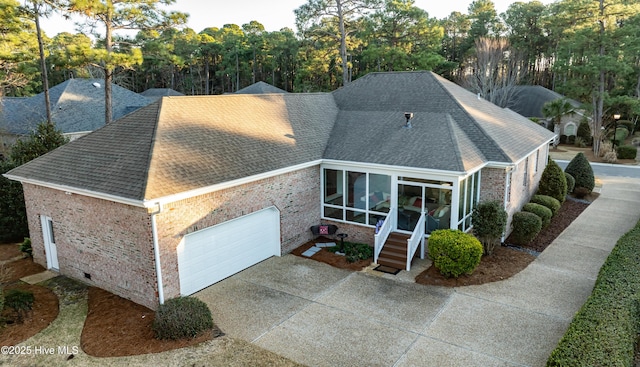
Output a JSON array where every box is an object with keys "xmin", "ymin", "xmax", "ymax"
[{"xmin": 196, "ymin": 176, "xmax": 640, "ymax": 367}]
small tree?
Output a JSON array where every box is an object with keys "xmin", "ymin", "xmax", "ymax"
[
  {"xmin": 564, "ymin": 152, "xmax": 595, "ymax": 193},
  {"xmin": 537, "ymin": 159, "xmax": 567, "ymax": 203},
  {"xmin": 471, "ymin": 201, "xmax": 507, "ymax": 255},
  {"xmin": 577, "ymin": 120, "xmax": 591, "ymax": 145},
  {"xmin": 0, "ymin": 122, "xmax": 68, "ymax": 241}
]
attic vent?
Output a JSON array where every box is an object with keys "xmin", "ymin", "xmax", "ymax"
[
  {"xmin": 92, "ymin": 82, "xmax": 101, "ymax": 88},
  {"xmin": 403, "ymin": 112, "xmax": 414, "ymax": 129}
]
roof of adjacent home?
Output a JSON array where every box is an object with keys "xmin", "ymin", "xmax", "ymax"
[
  {"xmin": 235, "ymin": 81, "xmax": 288, "ymax": 94},
  {"xmin": 0, "ymin": 79, "xmax": 152, "ymax": 135},
  {"xmin": 140, "ymin": 88, "xmax": 185, "ymax": 100},
  {"xmin": 505, "ymin": 85, "xmax": 583, "ymax": 118},
  {"xmin": 6, "ymin": 71, "xmax": 555, "ymax": 203}
]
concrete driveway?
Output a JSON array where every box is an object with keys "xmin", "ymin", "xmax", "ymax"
[{"xmin": 195, "ymin": 177, "xmax": 640, "ymax": 367}]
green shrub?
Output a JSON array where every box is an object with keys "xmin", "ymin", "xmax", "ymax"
[
  {"xmin": 618, "ymin": 120, "xmax": 635, "ymax": 134},
  {"xmin": 522, "ymin": 203, "xmax": 553, "ymax": 228},
  {"xmin": 428, "ymin": 229, "xmax": 483, "ymax": 278},
  {"xmin": 574, "ymin": 136, "xmax": 587, "ymax": 148},
  {"xmin": 153, "ymin": 297, "xmax": 214, "ymax": 340},
  {"xmin": 567, "ymin": 135, "xmax": 576, "ymax": 145},
  {"xmin": 577, "ymin": 121, "xmax": 591, "ymax": 143},
  {"xmin": 617, "ymin": 145, "xmax": 637, "ymax": 160},
  {"xmin": 530, "ymin": 194, "xmax": 561, "ymax": 216},
  {"xmin": 564, "ymin": 152, "xmax": 595, "ymax": 193},
  {"xmin": 510, "ymin": 212, "xmax": 542, "ymax": 245},
  {"xmin": 559, "ymin": 135, "xmax": 567, "ymax": 144},
  {"xmin": 573, "ymin": 187, "xmax": 590, "ymax": 199},
  {"xmin": 4, "ymin": 289, "xmax": 34, "ymax": 323},
  {"xmin": 547, "ymin": 219, "xmax": 640, "ymax": 366},
  {"xmin": 612, "ymin": 127, "xmax": 629, "ymax": 145},
  {"xmin": 471, "ymin": 201, "xmax": 507, "ymax": 256},
  {"xmin": 19, "ymin": 237, "xmax": 32, "ymax": 257},
  {"xmin": 537, "ymin": 159, "xmax": 567, "ymax": 203},
  {"xmin": 564, "ymin": 172, "xmax": 575, "ymax": 193},
  {"xmin": 344, "ymin": 242, "xmax": 373, "ymax": 263}
]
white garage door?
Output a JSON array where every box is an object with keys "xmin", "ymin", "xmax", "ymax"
[{"xmin": 177, "ymin": 207, "xmax": 281, "ymax": 296}]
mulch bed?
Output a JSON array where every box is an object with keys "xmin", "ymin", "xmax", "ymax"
[
  {"xmin": 81, "ymin": 287, "xmax": 220, "ymax": 357},
  {"xmin": 0, "ymin": 283, "xmax": 59, "ymax": 346},
  {"xmin": 508, "ymin": 197, "xmax": 591, "ymax": 253},
  {"xmin": 290, "ymin": 237, "xmax": 372, "ymax": 271}
]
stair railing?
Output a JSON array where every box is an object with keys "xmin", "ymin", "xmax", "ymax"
[
  {"xmin": 406, "ymin": 211, "xmax": 426, "ymax": 271},
  {"xmin": 374, "ymin": 206, "xmax": 396, "ymax": 264}
]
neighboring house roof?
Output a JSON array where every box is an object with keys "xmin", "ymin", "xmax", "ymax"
[
  {"xmin": 506, "ymin": 86, "xmax": 582, "ymax": 118},
  {"xmin": 0, "ymin": 79, "xmax": 153, "ymax": 135},
  {"xmin": 140, "ymin": 88, "xmax": 185, "ymax": 100},
  {"xmin": 7, "ymin": 71, "xmax": 554, "ymax": 203},
  {"xmin": 236, "ymin": 81, "xmax": 288, "ymax": 94}
]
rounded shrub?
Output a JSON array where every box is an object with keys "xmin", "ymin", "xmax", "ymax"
[
  {"xmin": 428, "ymin": 229, "xmax": 483, "ymax": 278},
  {"xmin": 564, "ymin": 152, "xmax": 595, "ymax": 193},
  {"xmin": 618, "ymin": 119, "xmax": 634, "ymax": 133},
  {"xmin": 522, "ymin": 202, "xmax": 553, "ymax": 228},
  {"xmin": 612, "ymin": 127, "xmax": 629, "ymax": 146},
  {"xmin": 537, "ymin": 159, "xmax": 567, "ymax": 203},
  {"xmin": 153, "ymin": 297, "xmax": 214, "ymax": 340},
  {"xmin": 510, "ymin": 212, "xmax": 542, "ymax": 246},
  {"xmin": 617, "ymin": 145, "xmax": 637, "ymax": 160},
  {"xmin": 471, "ymin": 200, "xmax": 507, "ymax": 256},
  {"xmin": 530, "ymin": 194, "xmax": 561, "ymax": 216},
  {"xmin": 564, "ymin": 172, "xmax": 575, "ymax": 193}
]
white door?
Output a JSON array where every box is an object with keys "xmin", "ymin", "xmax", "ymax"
[
  {"xmin": 177, "ymin": 207, "xmax": 281, "ymax": 296},
  {"xmin": 40, "ymin": 215, "xmax": 59, "ymax": 270}
]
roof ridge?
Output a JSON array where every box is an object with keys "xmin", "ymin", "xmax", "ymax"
[
  {"xmin": 141, "ymin": 100, "xmax": 163, "ymax": 201},
  {"xmin": 431, "ymin": 73, "xmax": 511, "ymax": 163}
]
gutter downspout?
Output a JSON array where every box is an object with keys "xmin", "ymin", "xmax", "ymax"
[{"xmin": 150, "ymin": 203, "xmax": 165, "ymax": 305}]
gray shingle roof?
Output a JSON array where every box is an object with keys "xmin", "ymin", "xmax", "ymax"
[
  {"xmin": 236, "ymin": 81, "xmax": 288, "ymax": 94},
  {"xmin": 0, "ymin": 79, "xmax": 152, "ymax": 135},
  {"xmin": 140, "ymin": 88, "xmax": 185, "ymax": 100},
  {"xmin": 327, "ymin": 72, "xmax": 554, "ymax": 171},
  {"xmin": 506, "ymin": 86, "xmax": 582, "ymax": 118},
  {"xmin": 7, "ymin": 71, "xmax": 555, "ymax": 202}
]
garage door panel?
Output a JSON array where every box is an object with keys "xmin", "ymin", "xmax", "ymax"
[{"xmin": 177, "ymin": 207, "xmax": 280, "ymax": 296}]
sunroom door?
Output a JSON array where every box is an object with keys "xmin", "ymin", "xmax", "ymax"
[{"xmin": 397, "ymin": 183, "xmax": 423, "ymax": 232}]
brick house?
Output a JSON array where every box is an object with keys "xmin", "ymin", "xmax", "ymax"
[{"xmin": 5, "ymin": 71, "xmax": 555, "ymax": 309}]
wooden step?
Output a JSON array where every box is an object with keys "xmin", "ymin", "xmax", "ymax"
[
  {"xmin": 377, "ymin": 257, "xmax": 406, "ymax": 269},
  {"xmin": 377, "ymin": 232, "xmax": 410, "ymax": 270}
]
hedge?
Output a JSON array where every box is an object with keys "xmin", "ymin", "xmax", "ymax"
[
  {"xmin": 564, "ymin": 152, "xmax": 595, "ymax": 192},
  {"xmin": 537, "ymin": 159, "xmax": 567, "ymax": 203},
  {"xmin": 547, "ymin": 219, "xmax": 640, "ymax": 366},
  {"xmin": 509, "ymin": 211, "xmax": 542, "ymax": 245},
  {"xmin": 428, "ymin": 229, "xmax": 483, "ymax": 278},
  {"xmin": 617, "ymin": 145, "xmax": 637, "ymax": 160}
]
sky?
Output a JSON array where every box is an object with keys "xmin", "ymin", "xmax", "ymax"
[{"xmin": 40, "ymin": 0, "xmax": 555, "ymax": 36}]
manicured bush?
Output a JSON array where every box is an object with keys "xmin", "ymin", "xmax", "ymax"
[
  {"xmin": 577, "ymin": 121, "xmax": 591, "ymax": 143},
  {"xmin": 522, "ymin": 203, "xmax": 552, "ymax": 228},
  {"xmin": 537, "ymin": 159, "xmax": 567, "ymax": 203},
  {"xmin": 428, "ymin": 229, "xmax": 483, "ymax": 278},
  {"xmin": 4, "ymin": 289, "xmax": 34, "ymax": 323},
  {"xmin": 530, "ymin": 194, "xmax": 561, "ymax": 216},
  {"xmin": 567, "ymin": 135, "xmax": 576, "ymax": 145},
  {"xmin": 153, "ymin": 297, "xmax": 214, "ymax": 340},
  {"xmin": 564, "ymin": 172, "xmax": 575, "ymax": 193},
  {"xmin": 471, "ymin": 201, "xmax": 507, "ymax": 255},
  {"xmin": 510, "ymin": 212, "xmax": 542, "ymax": 245},
  {"xmin": 564, "ymin": 152, "xmax": 595, "ymax": 193},
  {"xmin": 19, "ymin": 238, "xmax": 32, "ymax": 257},
  {"xmin": 547, "ymin": 219, "xmax": 640, "ymax": 366},
  {"xmin": 617, "ymin": 145, "xmax": 637, "ymax": 160},
  {"xmin": 617, "ymin": 119, "xmax": 634, "ymax": 132}
]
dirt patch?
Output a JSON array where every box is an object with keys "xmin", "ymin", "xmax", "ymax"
[
  {"xmin": 81, "ymin": 287, "xmax": 220, "ymax": 357},
  {"xmin": 0, "ymin": 243, "xmax": 22, "ymax": 262},
  {"xmin": 290, "ymin": 237, "xmax": 372, "ymax": 271}
]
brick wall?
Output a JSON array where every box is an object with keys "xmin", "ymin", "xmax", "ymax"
[
  {"xmin": 480, "ymin": 147, "xmax": 547, "ymax": 236},
  {"xmin": 22, "ymin": 184, "xmax": 157, "ymax": 309},
  {"xmin": 155, "ymin": 166, "xmax": 321, "ymax": 299}
]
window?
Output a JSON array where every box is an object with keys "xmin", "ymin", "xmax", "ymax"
[
  {"xmin": 535, "ymin": 150, "xmax": 540, "ymax": 173},
  {"xmin": 564, "ymin": 123, "xmax": 576, "ymax": 136},
  {"xmin": 457, "ymin": 171, "xmax": 481, "ymax": 232},
  {"xmin": 505, "ymin": 170, "xmax": 512, "ymax": 204},
  {"xmin": 322, "ymin": 168, "xmax": 390, "ymax": 226},
  {"xmin": 523, "ymin": 158, "xmax": 529, "ymax": 187}
]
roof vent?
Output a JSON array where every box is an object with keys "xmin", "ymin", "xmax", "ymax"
[{"xmin": 403, "ymin": 112, "xmax": 414, "ymax": 129}]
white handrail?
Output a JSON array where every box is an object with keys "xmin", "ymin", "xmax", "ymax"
[
  {"xmin": 406, "ymin": 211, "xmax": 426, "ymax": 271},
  {"xmin": 374, "ymin": 206, "xmax": 396, "ymax": 264}
]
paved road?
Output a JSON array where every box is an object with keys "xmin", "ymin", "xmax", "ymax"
[{"xmin": 556, "ymin": 160, "xmax": 640, "ymax": 178}]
